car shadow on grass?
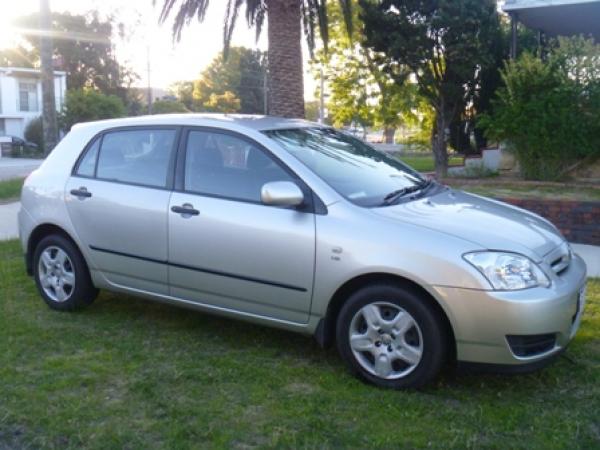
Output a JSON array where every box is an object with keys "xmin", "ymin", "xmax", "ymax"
[{"xmin": 79, "ymin": 290, "xmax": 592, "ymax": 397}]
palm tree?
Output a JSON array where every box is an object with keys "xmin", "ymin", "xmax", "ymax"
[{"xmin": 158, "ymin": 0, "xmax": 352, "ymax": 118}]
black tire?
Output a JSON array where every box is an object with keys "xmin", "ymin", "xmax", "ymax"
[
  {"xmin": 336, "ymin": 283, "xmax": 447, "ymax": 389},
  {"xmin": 33, "ymin": 234, "xmax": 98, "ymax": 311}
]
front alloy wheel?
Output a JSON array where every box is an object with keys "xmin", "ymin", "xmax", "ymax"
[
  {"xmin": 336, "ymin": 284, "xmax": 447, "ymax": 389},
  {"xmin": 349, "ymin": 302, "xmax": 423, "ymax": 379}
]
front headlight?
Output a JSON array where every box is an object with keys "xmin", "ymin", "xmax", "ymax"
[{"xmin": 463, "ymin": 251, "xmax": 550, "ymax": 291}]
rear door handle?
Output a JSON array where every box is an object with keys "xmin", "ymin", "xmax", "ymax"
[
  {"xmin": 171, "ymin": 203, "xmax": 200, "ymax": 216},
  {"xmin": 70, "ymin": 187, "xmax": 92, "ymax": 198}
]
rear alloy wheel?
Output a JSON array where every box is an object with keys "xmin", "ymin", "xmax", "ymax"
[
  {"xmin": 336, "ymin": 284, "xmax": 447, "ymax": 389},
  {"xmin": 33, "ymin": 234, "xmax": 98, "ymax": 311},
  {"xmin": 38, "ymin": 246, "xmax": 76, "ymax": 303}
]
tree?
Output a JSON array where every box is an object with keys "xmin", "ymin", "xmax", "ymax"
[
  {"xmin": 39, "ymin": 0, "xmax": 59, "ymax": 154},
  {"xmin": 315, "ymin": 2, "xmax": 417, "ymax": 144},
  {"xmin": 151, "ymin": 99, "xmax": 190, "ymax": 114},
  {"xmin": 360, "ymin": 0, "xmax": 499, "ymax": 177},
  {"xmin": 60, "ymin": 89, "xmax": 126, "ymax": 131},
  {"xmin": 480, "ymin": 37, "xmax": 600, "ymax": 181},
  {"xmin": 158, "ymin": 0, "xmax": 353, "ymax": 118},
  {"xmin": 17, "ymin": 11, "xmax": 139, "ymax": 114},
  {"xmin": 0, "ymin": 46, "xmax": 36, "ymax": 67},
  {"xmin": 191, "ymin": 47, "xmax": 267, "ymax": 114},
  {"xmin": 24, "ymin": 117, "xmax": 44, "ymax": 150},
  {"xmin": 169, "ymin": 81, "xmax": 195, "ymax": 110},
  {"xmin": 203, "ymin": 91, "xmax": 241, "ymax": 113},
  {"xmin": 304, "ymin": 100, "xmax": 321, "ymax": 122}
]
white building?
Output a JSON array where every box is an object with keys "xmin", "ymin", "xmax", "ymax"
[
  {"xmin": 503, "ymin": 1, "xmax": 600, "ymax": 41},
  {"xmin": 0, "ymin": 67, "xmax": 67, "ymax": 139}
]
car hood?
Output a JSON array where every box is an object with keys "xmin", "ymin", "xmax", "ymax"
[{"xmin": 372, "ymin": 188, "xmax": 563, "ymax": 260}]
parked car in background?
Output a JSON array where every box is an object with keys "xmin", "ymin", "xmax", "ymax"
[
  {"xmin": 0, "ymin": 135, "xmax": 38, "ymax": 157},
  {"xmin": 18, "ymin": 114, "xmax": 587, "ymax": 389}
]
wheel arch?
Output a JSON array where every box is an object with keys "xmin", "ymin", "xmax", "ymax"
[
  {"xmin": 26, "ymin": 223, "xmax": 82, "ymax": 275},
  {"xmin": 315, "ymin": 273, "xmax": 456, "ymax": 360}
]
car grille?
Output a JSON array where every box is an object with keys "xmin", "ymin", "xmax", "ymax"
[{"xmin": 506, "ymin": 334, "xmax": 557, "ymax": 358}]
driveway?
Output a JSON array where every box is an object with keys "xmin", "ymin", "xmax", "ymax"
[
  {"xmin": 0, "ymin": 158, "xmax": 43, "ymax": 181},
  {"xmin": 0, "ymin": 202, "xmax": 20, "ymax": 241}
]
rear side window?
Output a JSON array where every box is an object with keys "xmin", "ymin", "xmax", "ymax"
[
  {"xmin": 75, "ymin": 138, "xmax": 99, "ymax": 177},
  {"xmin": 75, "ymin": 129, "xmax": 177, "ymax": 188}
]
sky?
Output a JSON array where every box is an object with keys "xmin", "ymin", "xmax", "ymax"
[{"xmin": 0, "ymin": 0, "xmax": 317, "ymax": 98}]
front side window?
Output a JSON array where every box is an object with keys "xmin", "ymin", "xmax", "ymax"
[
  {"xmin": 266, "ymin": 127, "xmax": 428, "ymax": 207},
  {"xmin": 95, "ymin": 129, "xmax": 177, "ymax": 188},
  {"xmin": 19, "ymin": 81, "xmax": 38, "ymax": 112},
  {"xmin": 184, "ymin": 130, "xmax": 294, "ymax": 202}
]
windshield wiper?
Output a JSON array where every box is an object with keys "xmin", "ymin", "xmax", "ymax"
[{"xmin": 381, "ymin": 179, "xmax": 434, "ymax": 206}]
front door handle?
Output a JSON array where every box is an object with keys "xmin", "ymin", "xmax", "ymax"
[
  {"xmin": 171, "ymin": 203, "xmax": 200, "ymax": 217},
  {"xmin": 70, "ymin": 187, "xmax": 92, "ymax": 199}
]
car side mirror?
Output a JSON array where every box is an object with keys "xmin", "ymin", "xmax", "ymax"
[{"xmin": 261, "ymin": 181, "xmax": 305, "ymax": 207}]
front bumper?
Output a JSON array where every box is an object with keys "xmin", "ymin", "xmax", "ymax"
[{"xmin": 434, "ymin": 254, "xmax": 587, "ymax": 366}]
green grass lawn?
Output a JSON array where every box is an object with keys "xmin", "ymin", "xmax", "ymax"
[
  {"xmin": 1, "ymin": 239, "xmax": 599, "ymax": 449},
  {"xmin": 0, "ymin": 178, "xmax": 25, "ymax": 203},
  {"xmin": 451, "ymin": 182, "xmax": 600, "ymax": 202},
  {"xmin": 399, "ymin": 156, "xmax": 464, "ymax": 172}
]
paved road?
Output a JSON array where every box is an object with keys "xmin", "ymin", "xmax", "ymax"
[{"xmin": 0, "ymin": 158, "xmax": 43, "ymax": 181}]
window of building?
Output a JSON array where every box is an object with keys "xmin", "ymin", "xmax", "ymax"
[
  {"xmin": 0, "ymin": 119, "xmax": 5, "ymax": 136},
  {"xmin": 19, "ymin": 81, "xmax": 39, "ymax": 112}
]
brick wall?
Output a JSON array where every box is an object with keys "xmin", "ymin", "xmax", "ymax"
[{"xmin": 499, "ymin": 198, "xmax": 600, "ymax": 246}]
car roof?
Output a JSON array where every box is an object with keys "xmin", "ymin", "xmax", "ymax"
[{"xmin": 71, "ymin": 113, "xmax": 322, "ymax": 133}]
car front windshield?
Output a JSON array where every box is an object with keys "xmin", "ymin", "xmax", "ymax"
[{"xmin": 265, "ymin": 127, "xmax": 426, "ymax": 207}]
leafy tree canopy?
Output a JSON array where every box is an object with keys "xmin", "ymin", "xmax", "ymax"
[
  {"xmin": 314, "ymin": 1, "xmax": 418, "ymax": 142},
  {"xmin": 60, "ymin": 89, "xmax": 126, "ymax": 131},
  {"xmin": 480, "ymin": 37, "xmax": 600, "ymax": 181},
  {"xmin": 8, "ymin": 11, "xmax": 139, "ymax": 113},
  {"xmin": 360, "ymin": 0, "xmax": 500, "ymax": 175},
  {"xmin": 170, "ymin": 47, "xmax": 266, "ymax": 114},
  {"xmin": 151, "ymin": 99, "xmax": 190, "ymax": 114}
]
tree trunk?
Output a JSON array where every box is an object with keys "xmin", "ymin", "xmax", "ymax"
[
  {"xmin": 266, "ymin": 0, "xmax": 305, "ymax": 118},
  {"xmin": 384, "ymin": 127, "xmax": 395, "ymax": 144},
  {"xmin": 40, "ymin": 0, "xmax": 58, "ymax": 154},
  {"xmin": 432, "ymin": 109, "xmax": 449, "ymax": 178}
]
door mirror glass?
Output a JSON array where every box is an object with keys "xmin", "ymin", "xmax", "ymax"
[{"xmin": 261, "ymin": 181, "xmax": 304, "ymax": 207}]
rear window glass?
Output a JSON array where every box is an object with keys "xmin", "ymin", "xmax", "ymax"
[{"xmin": 92, "ymin": 129, "xmax": 177, "ymax": 188}]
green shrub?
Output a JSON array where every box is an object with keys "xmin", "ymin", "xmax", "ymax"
[
  {"xmin": 480, "ymin": 37, "xmax": 600, "ymax": 181},
  {"xmin": 151, "ymin": 99, "xmax": 189, "ymax": 114},
  {"xmin": 60, "ymin": 89, "xmax": 126, "ymax": 131},
  {"xmin": 24, "ymin": 116, "xmax": 44, "ymax": 150}
]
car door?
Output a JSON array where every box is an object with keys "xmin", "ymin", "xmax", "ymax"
[
  {"xmin": 168, "ymin": 128, "xmax": 316, "ymax": 324},
  {"xmin": 65, "ymin": 127, "xmax": 179, "ymax": 294}
]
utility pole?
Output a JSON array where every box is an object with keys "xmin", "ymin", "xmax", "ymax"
[
  {"xmin": 318, "ymin": 66, "xmax": 325, "ymax": 124},
  {"xmin": 146, "ymin": 45, "xmax": 152, "ymax": 114},
  {"xmin": 39, "ymin": 0, "xmax": 58, "ymax": 154},
  {"xmin": 263, "ymin": 70, "xmax": 268, "ymax": 115}
]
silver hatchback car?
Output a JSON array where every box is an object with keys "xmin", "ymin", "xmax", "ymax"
[{"xmin": 19, "ymin": 114, "xmax": 587, "ymax": 389}]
